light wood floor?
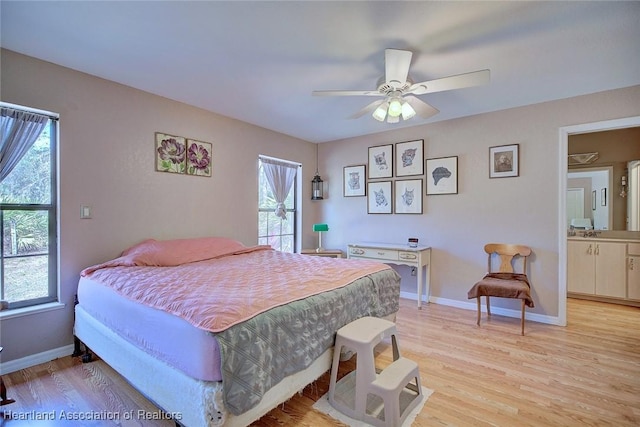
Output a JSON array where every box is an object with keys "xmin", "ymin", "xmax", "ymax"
[{"xmin": 2, "ymin": 298, "xmax": 639, "ymax": 426}]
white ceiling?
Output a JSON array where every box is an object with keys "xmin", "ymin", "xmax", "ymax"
[{"xmin": 1, "ymin": 1, "xmax": 639, "ymax": 143}]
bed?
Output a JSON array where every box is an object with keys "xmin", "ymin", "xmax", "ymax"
[{"xmin": 73, "ymin": 237, "xmax": 401, "ymax": 426}]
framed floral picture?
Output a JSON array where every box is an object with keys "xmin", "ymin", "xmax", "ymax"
[
  {"xmin": 426, "ymin": 156, "xmax": 458, "ymax": 195},
  {"xmin": 368, "ymin": 144, "xmax": 393, "ymax": 179},
  {"xmin": 343, "ymin": 164, "xmax": 366, "ymax": 197},
  {"xmin": 395, "ymin": 179, "xmax": 423, "ymax": 214},
  {"xmin": 367, "ymin": 181, "xmax": 392, "ymax": 214},
  {"xmin": 395, "ymin": 139, "xmax": 424, "ymax": 177},
  {"xmin": 186, "ymin": 139, "xmax": 212, "ymax": 177},
  {"xmin": 155, "ymin": 132, "xmax": 186, "ymax": 174},
  {"xmin": 489, "ymin": 144, "xmax": 519, "ymax": 178}
]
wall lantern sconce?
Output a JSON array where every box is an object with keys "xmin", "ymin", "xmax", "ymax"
[
  {"xmin": 312, "ymin": 173, "xmax": 324, "ymax": 200},
  {"xmin": 311, "ymin": 144, "xmax": 324, "ymax": 200}
]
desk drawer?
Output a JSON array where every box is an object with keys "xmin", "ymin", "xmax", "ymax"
[
  {"xmin": 398, "ymin": 251, "xmax": 418, "ymax": 261},
  {"xmin": 349, "ymin": 247, "xmax": 399, "ymax": 260}
]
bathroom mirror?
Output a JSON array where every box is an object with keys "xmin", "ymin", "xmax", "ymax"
[{"xmin": 568, "ymin": 127, "xmax": 640, "ymax": 231}]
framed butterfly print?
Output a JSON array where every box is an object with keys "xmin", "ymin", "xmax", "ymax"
[
  {"xmin": 395, "ymin": 179, "xmax": 423, "ymax": 214},
  {"xmin": 395, "ymin": 139, "xmax": 424, "ymax": 177},
  {"xmin": 368, "ymin": 144, "xmax": 393, "ymax": 179},
  {"xmin": 367, "ymin": 181, "xmax": 392, "ymax": 214}
]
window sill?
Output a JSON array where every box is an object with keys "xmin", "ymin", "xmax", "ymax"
[{"xmin": 0, "ymin": 302, "xmax": 65, "ymax": 320}]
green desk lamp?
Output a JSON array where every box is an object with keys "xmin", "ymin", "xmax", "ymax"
[{"xmin": 313, "ymin": 223, "xmax": 329, "ymax": 252}]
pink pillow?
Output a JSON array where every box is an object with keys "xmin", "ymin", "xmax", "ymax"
[{"xmin": 121, "ymin": 237, "xmax": 247, "ymax": 266}]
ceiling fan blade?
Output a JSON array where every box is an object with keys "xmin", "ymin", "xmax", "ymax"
[
  {"xmin": 312, "ymin": 90, "xmax": 382, "ymax": 97},
  {"xmin": 349, "ymin": 99, "xmax": 385, "ymax": 119},
  {"xmin": 406, "ymin": 69, "xmax": 490, "ymax": 95},
  {"xmin": 405, "ymin": 96, "xmax": 439, "ymax": 119},
  {"xmin": 385, "ymin": 49, "xmax": 413, "ymax": 89}
]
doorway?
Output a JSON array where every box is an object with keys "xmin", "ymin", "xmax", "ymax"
[{"xmin": 558, "ymin": 116, "xmax": 640, "ymax": 326}]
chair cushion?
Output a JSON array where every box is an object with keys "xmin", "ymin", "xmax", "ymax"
[{"xmin": 467, "ymin": 272, "xmax": 534, "ymax": 307}]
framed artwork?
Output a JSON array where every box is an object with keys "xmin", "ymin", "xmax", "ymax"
[
  {"xmin": 592, "ymin": 190, "xmax": 596, "ymax": 210},
  {"xmin": 343, "ymin": 164, "xmax": 366, "ymax": 197},
  {"xmin": 367, "ymin": 181, "xmax": 392, "ymax": 214},
  {"xmin": 395, "ymin": 139, "xmax": 424, "ymax": 177},
  {"xmin": 395, "ymin": 179, "xmax": 423, "ymax": 214},
  {"xmin": 489, "ymin": 144, "xmax": 519, "ymax": 178},
  {"xmin": 426, "ymin": 156, "xmax": 458, "ymax": 195},
  {"xmin": 601, "ymin": 188, "xmax": 607, "ymax": 206},
  {"xmin": 155, "ymin": 132, "xmax": 186, "ymax": 174},
  {"xmin": 186, "ymin": 139, "xmax": 212, "ymax": 177},
  {"xmin": 368, "ymin": 144, "xmax": 393, "ymax": 179}
]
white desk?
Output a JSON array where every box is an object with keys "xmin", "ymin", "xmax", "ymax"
[{"xmin": 347, "ymin": 242, "xmax": 432, "ymax": 309}]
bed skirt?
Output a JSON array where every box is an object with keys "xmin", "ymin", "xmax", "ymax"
[{"xmin": 75, "ymin": 305, "xmax": 372, "ymax": 426}]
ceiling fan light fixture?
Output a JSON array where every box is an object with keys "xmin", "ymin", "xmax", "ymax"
[
  {"xmin": 388, "ymin": 98, "xmax": 403, "ymax": 117},
  {"xmin": 372, "ymin": 103, "xmax": 388, "ymax": 122},
  {"xmin": 401, "ymin": 101, "xmax": 416, "ymax": 120},
  {"xmin": 386, "ymin": 114, "xmax": 400, "ymax": 124}
]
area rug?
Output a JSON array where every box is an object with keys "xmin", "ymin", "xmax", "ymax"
[{"xmin": 312, "ymin": 371, "xmax": 433, "ymax": 426}]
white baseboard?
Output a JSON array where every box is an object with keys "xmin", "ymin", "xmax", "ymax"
[
  {"xmin": 400, "ymin": 291, "xmax": 562, "ymax": 326},
  {"xmin": 0, "ymin": 344, "xmax": 75, "ymax": 375}
]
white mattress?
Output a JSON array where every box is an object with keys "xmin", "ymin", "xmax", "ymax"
[{"xmin": 77, "ymin": 275, "xmax": 222, "ymax": 381}]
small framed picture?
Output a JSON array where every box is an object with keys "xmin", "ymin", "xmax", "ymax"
[
  {"xmin": 343, "ymin": 165, "xmax": 366, "ymax": 197},
  {"xmin": 367, "ymin": 181, "xmax": 392, "ymax": 214},
  {"xmin": 155, "ymin": 132, "xmax": 186, "ymax": 174},
  {"xmin": 186, "ymin": 139, "xmax": 213, "ymax": 177},
  {"xmin": 426, "ymin": 156, "xmax": 458, "ymax": 195},
  {"xmin": 395, "ymin": 139, "xmax": 424, "ymax": 177},
  {"xmin": 395, "ymin": 179, "xmax": 423, "ymax": 214},
  {"xmin": 368, "ymin": 144, "xmax": 393, "ymax": 179},
  {"xmin": 489, "ymin": 144, "xmax": 519, "ymax": 178},
  {"xmin": 601, "ymin": 188, "xmax": 607, "ymax": 206}
]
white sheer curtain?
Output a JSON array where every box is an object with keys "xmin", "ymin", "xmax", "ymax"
[
  {"xmin": 1, "ymin": 107, "xmax": 50, "ymax": 182},
  {"xmin": 261, "ymin": 157, "xmax": 298, "ymax": 220}
]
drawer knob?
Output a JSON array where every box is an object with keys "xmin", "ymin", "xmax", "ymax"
[{"xmin": 400, "ymin": 253, "xmax": 416, "ymax": 260}]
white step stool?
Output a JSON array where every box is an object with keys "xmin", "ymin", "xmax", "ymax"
[{"xmin": 328, "ymin": 316, "xmax": 422, "ymax": 427}]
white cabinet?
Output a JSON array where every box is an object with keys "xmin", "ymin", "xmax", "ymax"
[
  {"xmin": 567, "ymin": 240, "xmax": 627, "ymax": 298},
  {"xmin": 628, "ymin": 243, "xmax": 640, "ymax": 301}
]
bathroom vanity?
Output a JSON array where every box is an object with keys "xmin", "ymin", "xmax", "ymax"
[{"xmin": 567, "ymin": 232, "xmax": 640, "ymax": 306}]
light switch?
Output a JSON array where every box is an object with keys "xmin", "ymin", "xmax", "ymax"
[{"xmin": 80, "ymin": 205, "xmax": 92, "ymax": 219}]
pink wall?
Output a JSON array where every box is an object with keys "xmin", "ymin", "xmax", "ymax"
[{"xmin": 0, "ymin": 49, "xmax": 321, "ymax": 364}]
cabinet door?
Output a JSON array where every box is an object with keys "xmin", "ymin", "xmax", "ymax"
[
  {"xmin": 628, "ymin": 256, "xmax": 640, "ymax": 300},
  {"xmin": 567, "ymin": 241, "xmax": 596, "ymax": 294},
  {"xmin": 594, "ymin": 242, "xmax": 627, "ymax": 298}
]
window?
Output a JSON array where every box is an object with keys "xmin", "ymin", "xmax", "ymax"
[
  {"xmin": 258, "ymin": 156, "xmax": 299, "ymax": 252},
  {"xmin": 0, "ymin": 104, "xmax": 58, "ymax": 309}
]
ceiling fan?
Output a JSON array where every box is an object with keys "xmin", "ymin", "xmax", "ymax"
[{"xmin": 312, "ymin": 49, "xmax": 490, "ymax": 123}]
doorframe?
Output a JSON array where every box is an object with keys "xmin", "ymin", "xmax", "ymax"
[{"xmin": 558, "ymin": 116, "xmax": 640, "ymax": 326}]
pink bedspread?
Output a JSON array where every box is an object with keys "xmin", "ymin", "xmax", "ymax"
[{"xmin": 82, "ymin": 242, "xmax": 389, "ymax": 333}]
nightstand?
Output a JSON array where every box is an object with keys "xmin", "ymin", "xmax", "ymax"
[{"xmin": 301, "ymin": 249, "xmax": 344, "ymax": 258}]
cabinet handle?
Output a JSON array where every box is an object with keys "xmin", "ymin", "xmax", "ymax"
[
  {"xmin": 351, "ymin": 248, "xmax": 364, "ymax": 255},
  {"xmin": 587, "ymin": 244, "xmax": 593, "ymax": 255},
  {"xmin": 595, "ymin": 244, "xmax": 599, "ymax": 255},
  {"xmin": 631, "ymin": 258, "xmax": 635, "ymax": 271}
]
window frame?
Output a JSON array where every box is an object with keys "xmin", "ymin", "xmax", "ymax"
[
  {"xmin": 257, "ymin": 156, "xmax": 299, "ymax": 253},
  {"xmin": 0, "ymin": 103, "xmax": 58, "ymax": 309}
]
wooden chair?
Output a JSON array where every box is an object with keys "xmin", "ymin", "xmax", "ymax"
[{"xmin": 467, "ymin": 244, "xmax": 534, "ymax": 335}]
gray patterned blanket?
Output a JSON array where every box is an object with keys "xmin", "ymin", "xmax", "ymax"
[{"xmin": 214, "ymin": 267, "xmax": 400, "ymax": 415}]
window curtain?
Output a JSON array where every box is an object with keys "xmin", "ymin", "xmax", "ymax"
[
  {"xmin": 261, "ymin": 157, "xmax": 297, "ymax": 220},
  {"xmin": 0, "ymin": 107, "xmax": 50, "ymax": 183}
]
